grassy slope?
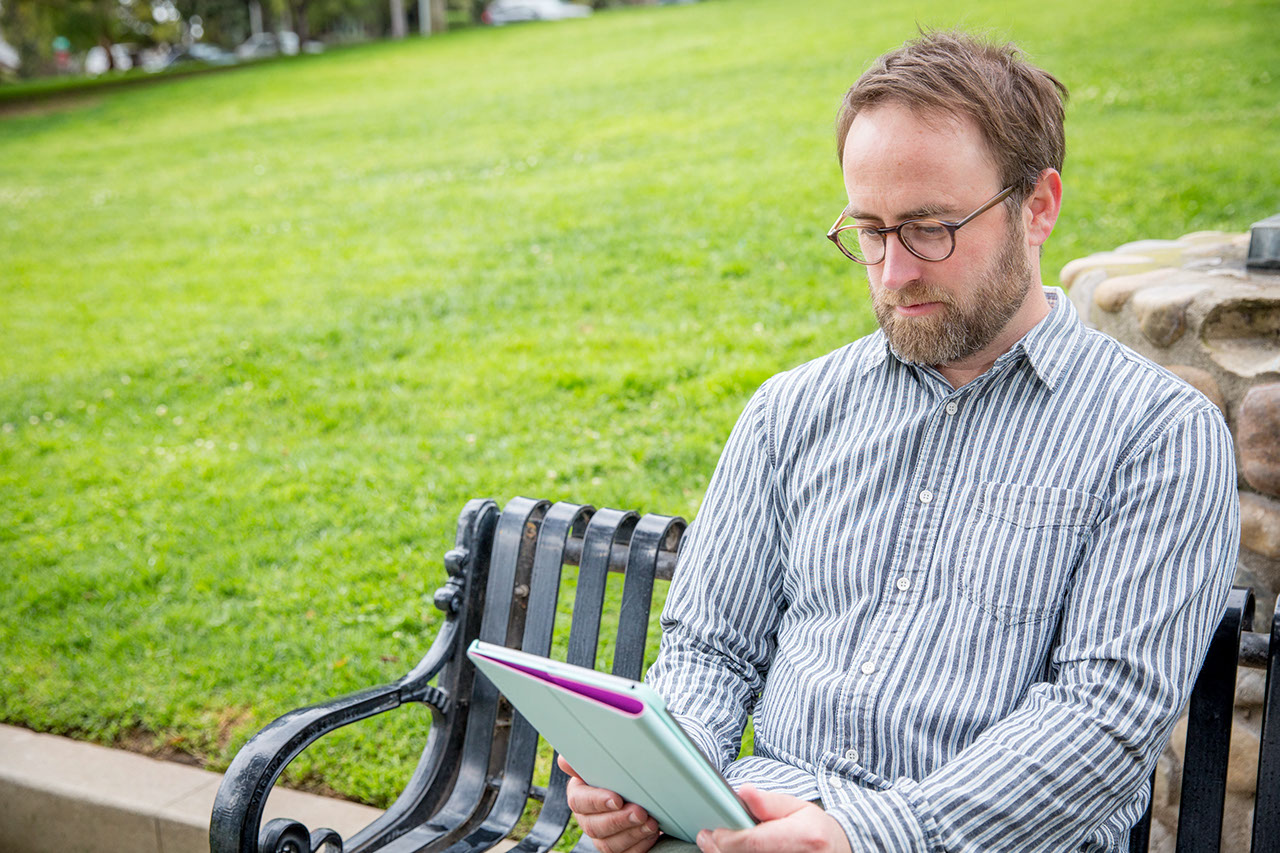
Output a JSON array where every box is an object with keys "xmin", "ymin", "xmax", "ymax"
[{"xmin": 1, "ymin": 0, "xmax": 1276, "ymax": 809}]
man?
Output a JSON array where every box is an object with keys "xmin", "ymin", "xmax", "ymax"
[{"xmin": 563, "ymin": 31, "xmax": 1239, "ymax": 853}]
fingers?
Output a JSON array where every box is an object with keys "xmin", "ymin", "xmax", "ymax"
[
  {"xmin": 560, "ymin": 762, "xmax": 660, "ymax": 853},
  {"xmin": 696, "ymin": 790, "xmax": 852, "ymax": 853},
  {"xmin": 565, "ymin": 771, "xmax": 628, "ymax": 815},
  {"xmin": 584, "ymin": 818, "xmax": 661, "ymax": 853},
  {"xmin": 735, "ymin": 785, "xmax": 810, "ymax": 822},
  {"xmin": 569, "ymin": 780, "xmax": 656, "ymax": 836}
]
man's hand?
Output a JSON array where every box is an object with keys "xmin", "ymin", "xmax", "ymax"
[
  {"xmin": 559, "ymin": 755, "xmax": 661, "ymax": 853},
  {"xmin": 696, "ymin": 786, "xmax": 852, "ymax": 853}
]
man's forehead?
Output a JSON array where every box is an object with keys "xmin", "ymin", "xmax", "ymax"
[
  {"xmin": 842, "ymin": 104, "xmax": 990, "ymax": 166},
  {"xmin": 840, "ymin": 104, "xmax": 1000, "ymax": 214}
]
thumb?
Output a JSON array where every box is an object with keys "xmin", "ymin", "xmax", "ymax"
[
  {"xmin": 736, "ymin": 784, "xmax": 810, "ymax": 822},
  {"xmin": 556, "ymin": 755, "xmax": 579, "ymax": 779}
]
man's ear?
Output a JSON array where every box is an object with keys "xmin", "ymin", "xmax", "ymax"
[{"xmin": 1024, "ymin": 168, "xmax": 1062, "ymax": 248}]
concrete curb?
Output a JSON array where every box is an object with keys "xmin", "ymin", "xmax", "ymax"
[{"xmin": 0, "ymin": 723, "xmax": 384, "ymax": 853}]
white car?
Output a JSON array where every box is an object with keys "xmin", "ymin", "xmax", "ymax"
[
  {"xmin": 483, "ymin": 0, "xmax": 592, "ymax": 25},
  {"xmin": 235, "ymin": 31, "xmax": 300, "ymax": 60}
]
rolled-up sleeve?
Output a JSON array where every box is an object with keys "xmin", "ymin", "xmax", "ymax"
[{"xmin": 646, "ymin": 379, "xmax": 788, "ymax": 768}]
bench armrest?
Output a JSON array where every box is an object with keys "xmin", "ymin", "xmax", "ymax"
[
  {"xmin": 209, "ymin": 616, "xmax": 459, "ymax": 853},
  {"xmin": 211, "ymin": 499, "xmax": 500, "ymax": 853}
]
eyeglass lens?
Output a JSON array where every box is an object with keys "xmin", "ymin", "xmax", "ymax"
[{"xmin": 844, "ymin": 221, "xmax": 953, "ymax": 263}]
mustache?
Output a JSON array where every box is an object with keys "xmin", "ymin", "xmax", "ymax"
[{"xmin": 875, "ymin": 282, "xmax": 955, "ymax": 307}]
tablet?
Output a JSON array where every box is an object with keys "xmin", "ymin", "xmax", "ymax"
[{"xmin": 466, "ymin": 639, "xmax": 756, "ymax": 842}]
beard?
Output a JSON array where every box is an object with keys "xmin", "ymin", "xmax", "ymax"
[{"xmin": 871, "ymin": 227, "xmax": 1034, "ymax": 367}]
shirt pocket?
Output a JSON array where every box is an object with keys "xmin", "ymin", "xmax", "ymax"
[{"xmin": 957, "ymin": 482, "xmax": 1101, "ymax": 627}]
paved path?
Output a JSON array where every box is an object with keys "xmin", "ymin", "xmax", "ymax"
[{"xmin": 0, "ymin": 723, "xmax": 384, "ymax": 853}]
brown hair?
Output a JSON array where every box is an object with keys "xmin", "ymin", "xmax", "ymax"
[{"xmin": 836, "ymin": 30, "xmax": 1068, "ymax": 204}]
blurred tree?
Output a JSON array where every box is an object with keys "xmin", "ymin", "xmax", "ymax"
[
  {"xmin": 0, "ymin": 0, "xmax": 57, "ymax": 76},
  {"xmin": 388, "ymin": 0, "xmax": 405, "ymax": 37},
  {"xmin": 171, "ymin": 0, "xmax": 251, "ymax": 45},
  {"xmin": 298, "ymin": 0, "xmax": 385, "ymax": 41},
  {"xmin": 284, "ymin": 0, "xmax": 312, "ymax": 40},
  {"xmin": 0, "ymin": 0, "xmax": 182, "ymax": 74},
  {"xmin": 0, "ymin": 0, "xmax": 468, "ymax": 78}
]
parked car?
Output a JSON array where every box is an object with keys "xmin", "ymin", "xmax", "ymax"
[
  {"xmin": 161, "ymin": 43, "xmax": 237, "ymax": 70},
  {"xmin": 235, "ymin": 31, "xmax": 300, "ymax": 60},
  {"xmin": 84, "ymin": 43, "xmax": 138, "ymax": 75},
  {"xmin": 482, "ymin": 0, "xmax": 591, "ymax": 25},
  {"xmin": 0, "ymin": 35, "xmax": 20, "ymax": 74}
]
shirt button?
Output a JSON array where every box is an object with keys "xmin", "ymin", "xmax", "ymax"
[
  {"xmin": 945, "ymin": 401, "xmax": 959, "ymax": 415},
  {"xmin": 919, "ymin": 489, "xmax": 933, "ymax": 504},
  {"xmin": 845, "ymin": 748, "xmax": 859, "ymax": 762},
  {"xmin": 830, "ymin": 776, "xmax": 844, "ymax": 789},
  {"xmin": 860, "ymin": 660, "xmax": 876, "ymax": 675},
  {"xmin": 895, "ymin": 577, "xmax": 911, "ymax": 591}
]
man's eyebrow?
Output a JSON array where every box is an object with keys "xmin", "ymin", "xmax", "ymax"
[{"xmin": 845, "ymin": 203, "xmax": 956, "ymax": 222}]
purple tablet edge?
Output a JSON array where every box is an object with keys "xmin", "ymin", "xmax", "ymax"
[{"xmin": 474, "ymin": 653, "xmax": 644, "ymax": 716}]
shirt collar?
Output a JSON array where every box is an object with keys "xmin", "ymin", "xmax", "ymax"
[
  {"xmin": 1002, "ymin": 287, "xmax": 1080, "ymax": 392},
  {"xmin": 856, "ymin": 287, "xmax": 1082, "ymax": 392}
]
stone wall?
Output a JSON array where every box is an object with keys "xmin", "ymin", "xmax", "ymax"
[{"xmin": 1060, "ymin": 228, "xmax": 1279, "ymax": 851}]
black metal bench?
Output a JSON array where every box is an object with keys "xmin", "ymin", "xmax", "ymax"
[{"xmin": 210, "ymin": 497, "xmax": 1280, "ymax": 853}]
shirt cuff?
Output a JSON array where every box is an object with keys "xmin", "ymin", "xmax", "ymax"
[
  {"xmin": 827, "ymin": 779, "xmax": 936, "ymax": 853},
  {"xmin": 670, "ymin": 713, "xmax": 727, "ymax": 770}
]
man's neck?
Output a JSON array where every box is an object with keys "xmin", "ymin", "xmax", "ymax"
[{"xmin": 936, "ymin": 286, "xmax": 1052, "ymax": 389}]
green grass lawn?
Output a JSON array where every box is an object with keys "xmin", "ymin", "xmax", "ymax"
[{"xmin": 2, "ymin": 0, "xmax": 1277, "ymax": 827}]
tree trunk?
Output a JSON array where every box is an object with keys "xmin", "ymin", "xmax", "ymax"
[
  {"xmin": 289, "ymin": 0, "xmax": 311, "ymax": 42},
  {"xmin": 389, "ymin": 0, "xmax": 407, "ymax": 38},
  {"xmin": 429, "ymin": 0, "xmax": 446, "ymax": 34}
]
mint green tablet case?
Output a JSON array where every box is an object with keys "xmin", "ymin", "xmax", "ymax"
[{"xmin": 467, "ymin": 640, "xmax": 755, "ymax": 842}]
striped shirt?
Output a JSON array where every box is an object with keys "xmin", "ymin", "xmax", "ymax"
[{"xmin": 646, "ymin": 288, "xmax": 1239, "ymax": 852}]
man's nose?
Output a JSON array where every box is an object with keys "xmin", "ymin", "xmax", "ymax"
[{"xmin": 878, "ymin": 236, "xmax": 924, "ymax": 291}]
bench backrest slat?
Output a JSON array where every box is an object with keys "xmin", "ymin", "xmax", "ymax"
[
  {"xmin": 567, "ymin": 509, "xmax": 639, "ymax": 669},
  {"xmin": 481, "ymin": 498, "xmax": 549, "ymax": 646},
  {"xmin": 1175, "ymin": 587, "xmax": 1253, "ymax": 852},
  {"xmin": 522, "ymin": 503, "xmax": 594, "ymax": 658},
  {"xmin": 1128, "ymin": 772, "xmax": 1154, "ymax": 853},
  {"xmin": 614, "ymin": 515, "xmax": 683, "ymax": 680},
  {"xmin": 443, "ymin": 503, "xmax": 593, "ymax": 853},
  {"xmin": 447, "ymin": 502, "xmax": 682, "ymax": 853},
  {"xmin": 414, "ymin": 499, "xmax": 550, "ymax": 847},
  {"xmin": 461, "ymin": 503, "xmax": 598, "ymax": 853},
  {"xmin": 1252, "ymin": 602, "xmax": 1280, "ymax": 853}
]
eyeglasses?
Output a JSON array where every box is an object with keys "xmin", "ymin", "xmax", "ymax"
[{"xmin": 826, "ymin": 186, "xmax": 1015, "ymax": 265}]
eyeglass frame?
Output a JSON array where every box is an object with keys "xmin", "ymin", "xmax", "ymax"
[{"xmin": 826, "ymin": 185, "xmax": 1016, "ymax": 265}]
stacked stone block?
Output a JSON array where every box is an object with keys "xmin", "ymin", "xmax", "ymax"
[{"xmin": 1061, "ymin": 228, "xmax": 1279, "ymax": 850}]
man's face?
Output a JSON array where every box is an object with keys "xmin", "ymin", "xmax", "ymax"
[{"xmin": 840, "ymin": 104, "xmax": 1035, "ymax": 367}]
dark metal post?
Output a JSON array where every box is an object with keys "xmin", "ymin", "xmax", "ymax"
[{"xmin": 1246, "ymin": 214, "xmax": 1280, "ymax": 271}]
